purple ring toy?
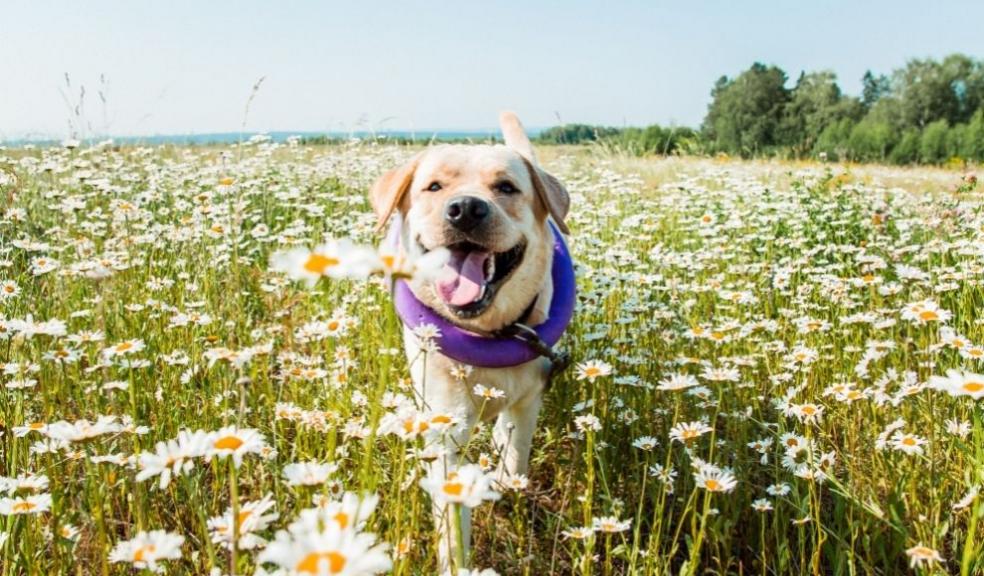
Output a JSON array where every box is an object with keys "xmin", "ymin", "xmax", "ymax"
[{"xmin": 387, "ymin": 220, "xmax": 576, "ymax": 368}]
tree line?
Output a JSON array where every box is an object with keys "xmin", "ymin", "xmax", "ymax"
[{"xmin": 538, "ymin": 54, "xmax": 984, "ymax": 165}]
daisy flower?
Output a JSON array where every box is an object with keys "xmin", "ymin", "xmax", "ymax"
[
  {"xmin": 669, "ymin": 421, "xmax": 713, "ymax": 444},
  {"xmin": 109, "ymin": 530, "xmax": 184, "ymax": 573},
  {"xmin": 208, "ymin": 493, "xmax": 279, "ymax": 550},
  {"xmin": 890, "ymin": 432, "xmax": 927, "ymax": 455},
  {"xmin": 420, "ymin": 464, "xmax": 501, "ymax": 508},
  {"xmin": 375, "ymin": 244, "xmax": 449, "ymax": 281},
  {"xmin": 576, "ymin": 359, "xmax": 613, "ymax": 381},
  {"xmin": 657, "ymin": 372, "xmax": 699, "ymax": 391},
  {"xmin": 472, "ymin": 383, "xmax": 506, "ymax": 400},
  {"xmin": 312, "ymin": 492, "xmax": 379, "ymax": 531},
  {"xmin": 258, "ymin": 515, "xmax": 391, "ymax": 575},
  {"xmin": 500, "ymin": 474, "xmax": 529, "ymax": 491},
  {"xmin": 905, "ymin": 544, "xmax": 943, "ymax": 569},
  {"xmin": 561, "ymin": 526, "xmax": 594, "ymax": 540},
  {"xmin": 45, "ymin": 416, "xmax": 122, "ymax": 443},
  {"xmin": 283, "ymin": 461, "xmax": 338, "ymax": 487},
  {"xmin": 929, "ymin": 369, "xmax": 984, "ymax": 399},
  {"xmin": 0, "ymin": 493, "xmax": 52, "ymax": 515},
  {"xmin": 693, "ymin": 466, "xmax": 738, "ymax": 493},
  {"xmin": 270, "ymin": 239, "xmax": 378, "ymax": 286},
  {"xmin": 751, "ymin": 498, "xmax": 773, "ymax": 512},
  {"xmin": 592, "ymin": 516, "xmax": 631, "ymax": 533},
  {"xmin": 136, "ymin": 429, "xmax": 211, "ymax": 489},
  {"xmin": 207, "ymin": 426, "xmax": 268, "ymax": 468},
  {"xmin": 0, "ymin": 280, "xmax": 18, "ymax": 299},
  {"xmin": 900, "ymin": 300, "xmax": 951, "ymax": 324},
  {"xmin": 574, "ymin": 414, "xmax": 602, "ymax": 433},
  {"xmin": 102, "ymin": 339, "xmax": 146, "ymax": 358}
]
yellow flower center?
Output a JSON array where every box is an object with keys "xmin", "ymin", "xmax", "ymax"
[
  {"xmin": 214, "ymin": 436, "xmax": 244, "ymax": 450},
  {"xmin": 333, "ymin": 511, "xmax": 349, "ymax": 529},
  {"xmin": 431, "ymin": 414, "xmax": 452, "ymax": 425},
  {"xmin": 237, "ymin": 510, "xmax": 252, "ymax": 527},
  {"xmin": 133, "ymin": 544, "xmax": 156, "ymax": 562},
  {"xmin": 918, "ymin": 310, "xmax": 939, "ymax": 321},
  {"xmin": 296, "ymin": 551, "xmax": 347, "ymax": 574},
  {"xmin": 909, "ymin": 546, "xmax": 934, "ymax": 559},
  {"xmin": 705, "ymin": 479, "xmax": 721, "ymax": 491},
  {"xmin": 442, "ymin": 481, "xmax": 464, "ymax": 496},
  {"xmin": 115, "ymin": 342, "xmax": 134, "ymax": 353},
  {"xmin": 303, "ymin": 253, "xmax": 339, "ymax": 275},
  {"xmin": 962, "ymin": 381, "xmax": 984, "ymax": 393},
  {"xmin": 801, "ymin": 406, "xmax": 817, "ymax": 415},
  {"xmin": 12, "ymin": 501, "xmax": 36, "ymax": 513},
  {"xmin": 901, "ymin": 437, "xmax": 916, "ymax": 446}
]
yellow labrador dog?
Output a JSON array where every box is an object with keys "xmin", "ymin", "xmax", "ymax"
[{"xmin": 369, "ymin": 111, "xmax": 570, "ymax": 566}]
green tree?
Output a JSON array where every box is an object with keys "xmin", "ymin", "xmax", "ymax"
[
  {"xmin": 848, "ymin": 120, "xmax": 896, "ymax": 161},
  {"xmin": 780, "ymin": 71, "xmax": 863, "ymax": 156},
  {"xmin": 919, "ymin": 119, "xmax": 950, "ymax": 164},
  {"xmin": 892, "ymin": 55, "xmax": 983, "ymax": 128},
  {"xmin": 815, "ymin": 117, "xmax": 856, "ymax": 161},
  {"xmin": 890, "ymin": 129, "xmax": 921, "ymax": 165},
  {"xmin": 963, "ymin": 109, "xmax": 984, "ymax": 161},
  {"xmin": 861, "ymin": 70, "xmax": 890, "ymax": 110},
  {"xmin": 702, "ymin": 63, "xmax": 790, "ymax": 156}
]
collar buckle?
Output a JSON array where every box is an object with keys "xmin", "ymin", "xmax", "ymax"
[{"xmin": 495, "ymin": 322, "xmax": 572, "ymax": 387}]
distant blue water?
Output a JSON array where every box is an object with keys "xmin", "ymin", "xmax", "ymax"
[{"xmin": 1, "ymin": 129, "xmax": 544, "ymax": 148}]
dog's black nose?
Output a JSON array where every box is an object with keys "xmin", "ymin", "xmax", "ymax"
[{"xmin": 445, "ymin": 196, "xmax": 490, "ymax": 231}]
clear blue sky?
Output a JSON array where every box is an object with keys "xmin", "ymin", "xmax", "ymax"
[{"xmin": 2, "ymin": 1, "xmax": 983, "ymax": 139}]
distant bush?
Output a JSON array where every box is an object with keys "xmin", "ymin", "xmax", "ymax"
[
  {"xmin": 536, "ymin": 123, "xmax": 700, "ymax": 157},
  {"xmin": 536, "ymin": 124, "xmax": 621, "ymax": 144}
]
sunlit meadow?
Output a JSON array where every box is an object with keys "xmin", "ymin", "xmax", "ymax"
[{"xmin": 0, "ymin": 139, "xmax": 982, "ymax": 575}]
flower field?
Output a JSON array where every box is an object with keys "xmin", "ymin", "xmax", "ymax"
[{"xmin": 0, "ymin": 141, "xmax": 982, "ymax": 575}]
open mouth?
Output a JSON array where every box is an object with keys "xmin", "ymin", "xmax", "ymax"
[{"xmin": 421, "ymin": 238, "xmax": 526, "ymax": 318}]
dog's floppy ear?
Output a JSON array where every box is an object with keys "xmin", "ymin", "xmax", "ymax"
[
  {"xmin": 369, "ymin": 152, "xmax": 421, "ymax": 232},
  {"xmin": 523, "ymin": 157, "xmax": 571, "ymax": 235}
]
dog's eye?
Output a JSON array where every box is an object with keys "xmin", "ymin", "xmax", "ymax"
[
  {"xmin": 426, "ymin": 182, "xmax": 442, "ymax": 192},
  {"xmin": 495, "ymin": 181, "xmax": 518, "ymax": 195}
]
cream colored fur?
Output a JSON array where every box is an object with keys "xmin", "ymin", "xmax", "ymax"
[{"xmin": 368, "ymin": 111, "xmax": 570, "ymax": 569}]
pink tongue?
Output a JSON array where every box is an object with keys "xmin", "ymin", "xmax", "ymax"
[{"xmin": 436, "ymin": 250, "xmax": 490, "ymax": 306}]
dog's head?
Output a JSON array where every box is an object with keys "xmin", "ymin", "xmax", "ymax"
[{"xmin": 369, "ymin": 112, "xmax": 569, "ymax": 331}]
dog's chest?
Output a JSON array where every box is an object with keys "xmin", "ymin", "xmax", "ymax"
[{"xmin": 402, "ymin": 326, "xmax": 548, "ymax": 421}]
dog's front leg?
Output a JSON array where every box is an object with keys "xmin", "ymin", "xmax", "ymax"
[{"xmin": 493, "ymin": 362, "xmax": 547, "ymax": 478}]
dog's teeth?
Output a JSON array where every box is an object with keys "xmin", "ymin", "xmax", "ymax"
[
  {"xmin": 485, "ymin": 256, "xmax": 495, "ymax": 282},
  {"xmin": 477, "ymin": 284, "xmax": 486, "ymax": 300}
]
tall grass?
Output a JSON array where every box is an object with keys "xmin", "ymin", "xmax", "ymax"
[{"xmin": 0, "ymin": 142, "xmax": 981, "ymax": 574}]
